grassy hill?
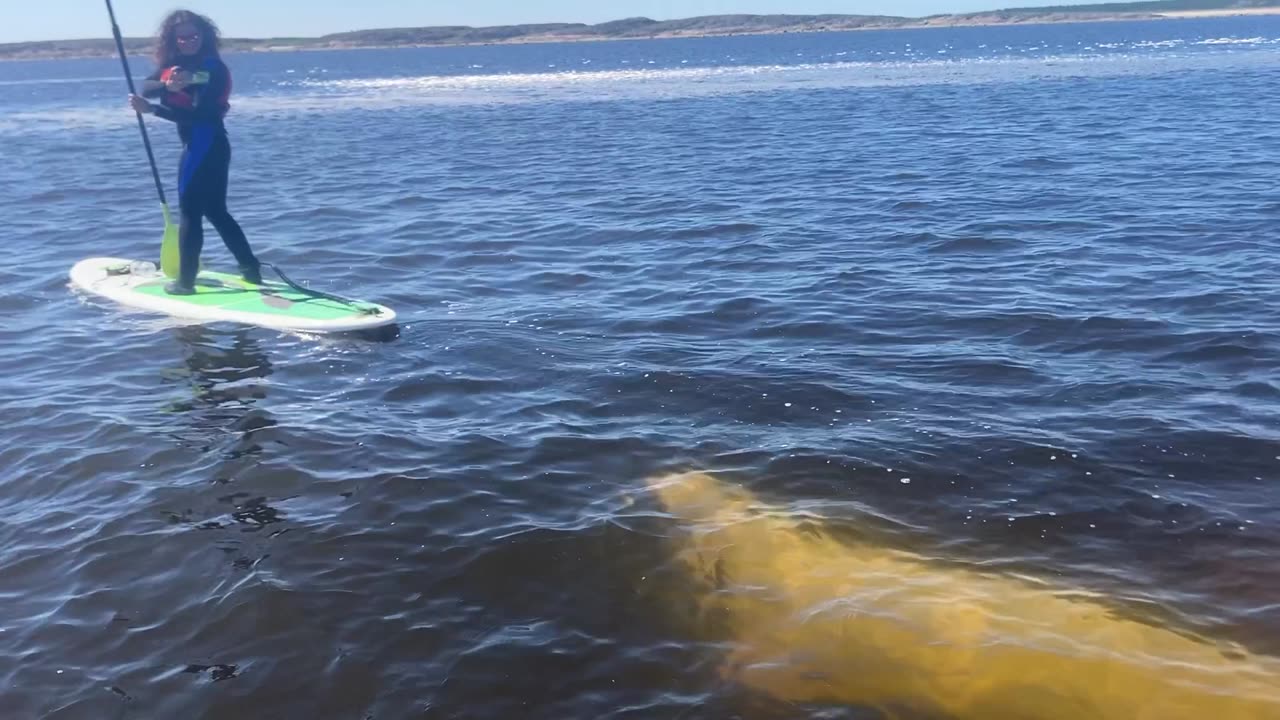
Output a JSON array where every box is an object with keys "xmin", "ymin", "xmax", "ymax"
[
  {"xmin": 1002, "ymin": 0, "xmax": 1277, "ymax": 10},
  {"xmin": 316, "ymin": 14, "xmax": 907, "ymax": 46}
]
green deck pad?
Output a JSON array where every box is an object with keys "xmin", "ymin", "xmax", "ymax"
[{"xmin": 134, "ymin": 270, "xmax": 382, "ymax": 321}]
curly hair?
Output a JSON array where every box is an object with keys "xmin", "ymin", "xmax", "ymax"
[{"xmin": 153, "ymin": 10, "xmax": 221, "ymax": 68}]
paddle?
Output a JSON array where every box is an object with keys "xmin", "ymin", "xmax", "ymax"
[{"xmin": 104, "ymin": 0, "xmax": 180, "ymax": 279}]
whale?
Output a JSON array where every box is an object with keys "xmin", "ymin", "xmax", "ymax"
[{"xmin": 646, "ymin": 471, "xmax": 1280, "ymax": 719}]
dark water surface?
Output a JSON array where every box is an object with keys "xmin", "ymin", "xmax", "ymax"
[{"xmin": 1, "ymin": 16, "xmax": 1278, "ymax": 719}]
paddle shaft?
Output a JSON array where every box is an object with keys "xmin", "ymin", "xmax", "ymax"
[{"xmin": 104, "ymin": 0, "xmax": 169, "ymax": 209}]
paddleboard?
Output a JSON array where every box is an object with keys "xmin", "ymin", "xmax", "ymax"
[{"xmin": 70, "ymin": 257, "xmax": 397, "ymax": 333}]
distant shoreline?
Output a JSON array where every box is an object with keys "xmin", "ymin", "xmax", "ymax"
[
  {"xmin": 1157, "ymin": 6, "xmax": 1280, "ymax": 15},
  {"xmin": 2, "ymin": 7, "xmax": 1278, "ymax": 62}
]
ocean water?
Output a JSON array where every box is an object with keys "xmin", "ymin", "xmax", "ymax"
[{"xmin": 1, "ymin": 15, "xmax": 1279, "ymax": 719}]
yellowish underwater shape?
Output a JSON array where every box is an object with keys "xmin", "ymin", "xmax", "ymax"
[{"xmin": 647, "ymin": 471, "xmax": 1280, "ymax": 720}]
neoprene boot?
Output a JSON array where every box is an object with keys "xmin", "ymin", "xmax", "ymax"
[
  {"xmin": 167, "ymin": 244, "xmax": 201, "ymax": 295},
  {"xmin": 241, "ymin": 262, "xmax": 263, "ymax": 285}
]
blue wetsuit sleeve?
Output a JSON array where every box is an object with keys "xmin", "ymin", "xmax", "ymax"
[
  {"xmin": 152, "ymin": 102, "xmax": 188, "ymax": 124},
  {"xmin": 141, "ymin": 69, "xmax": 166, "ymax": 98}
]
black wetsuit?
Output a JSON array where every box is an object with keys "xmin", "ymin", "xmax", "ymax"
[{"xmin": 144, "ymin": 55, "xmax": 258, "ymax": 287}]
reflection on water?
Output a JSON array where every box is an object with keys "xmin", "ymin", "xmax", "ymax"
[
  {"xmin": 160, "ymin": 325, "xmax": 276, "ymax": 459},
  {"xmin": 158, "ymin": 326, "xmax": 287, "ymax": 572},
  {"xmin": 167, "ymin": 325, "xmax": 274, "ymax": 412}
]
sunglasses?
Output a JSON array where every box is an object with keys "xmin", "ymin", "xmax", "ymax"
[{"xmin": 176, "ymin": 32, "xmax": 201, "ymax": 43}]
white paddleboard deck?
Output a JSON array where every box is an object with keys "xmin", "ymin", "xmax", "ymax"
[{"xmin": 70, "ymin": 257, "xmax": 397, "ymax": 333}]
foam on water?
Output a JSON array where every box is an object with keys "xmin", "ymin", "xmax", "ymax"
[
  {"xmin": 297, "ymin": 46, "xmax": 1277, "ymax": 96},
  {"xmin": 3, "ymin": 44, "xmax": 1279, "ymax": 136},
  {"xmin": 1196, "ymin": 36, "xmax": 1273, "ymax": 45}
]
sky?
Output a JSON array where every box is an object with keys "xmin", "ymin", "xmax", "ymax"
[{"xmin": 5, "ymin": 0, "xmax": 1090, "ymax": 44}]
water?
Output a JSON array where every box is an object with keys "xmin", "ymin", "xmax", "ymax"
[{"xmin": 2, "ymin": 16, "xmax": 1279, "ymax": 719}]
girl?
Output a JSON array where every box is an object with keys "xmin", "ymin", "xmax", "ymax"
[{"xmin": 129, "ymin": 10, "xmax": 261, "ymax": 295}]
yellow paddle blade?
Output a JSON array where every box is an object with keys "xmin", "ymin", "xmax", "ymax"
[{"xmin": 160, "ymin": 204, "xmax": 180, "ymax": 279}]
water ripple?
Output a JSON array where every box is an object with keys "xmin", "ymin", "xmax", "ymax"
[{"xmin": 2, "ymin": 16, "xmax": 1279, "ymax": 720}]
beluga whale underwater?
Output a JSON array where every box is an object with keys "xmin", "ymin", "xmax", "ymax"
[{"xmin": 644, "ymin": 471, "xmax": 1280, "ymax": 720}]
